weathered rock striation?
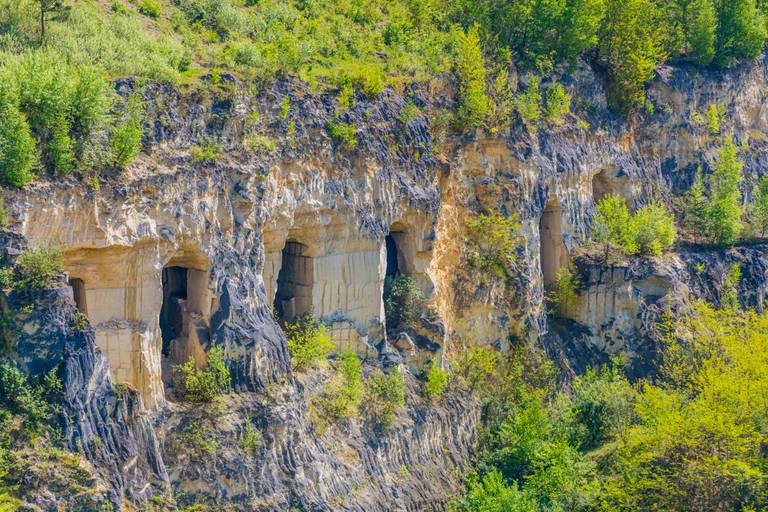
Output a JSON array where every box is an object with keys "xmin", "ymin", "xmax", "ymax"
[{"xmin": 4, "ymin": 55, "xmax": 768, "ymax": 509}]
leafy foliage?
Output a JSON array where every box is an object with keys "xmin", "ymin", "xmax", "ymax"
[
  {"xmin": 176, "ymin": 347, "xmax": 231, "ymax": 402},
  {"xmin": 751, "ymin": 173, "xmax": 768, "ymax": 236},
  {"xmin": 365, "ymin": 367, "xmax": 406, "ymax": 429},
  {"xmin": 685, "ymin": 136, "xmax": 744, "ymax": 245},
  {"xmin": 110, "ymin": 93, "xmax": 144, "ymax": 168},
  {"xmin": 326, "ymin": 121, "xmax": 357, "ymax": 149},
  {"xmin": 15, "ymin": 246, "xmax": 63, "ymax": 290},
  {"xmin": 453, "ymin": 25, "xmax": 488, "ymax": 131},
  {"xmin": 455, "ymin": 301, "xmax": 768, "ymax": 512},
  {"xmin": 592, "ymin": 195, "xmax": 676, "ymax": 258},
  {"xmin": 424, "ymin": 362, "xmax": 449, "ymax": 400},
  {"xmin": 383, "ymin": 275, "xmax": 425, "ymax": 333},
  {"xmin": 465, "ymin": 212, "xmax": 521, "ymax": 278},
  {"xmin": 313, "ymin": 349, "xmax": 364, "ymax": 425},
  {"xmin": 284, "ymin": 315, "xmax": 335, "ymax": 372},
  {"xmin": 547, "ymin": 266, "xmax": 580, "ymax": 316}
]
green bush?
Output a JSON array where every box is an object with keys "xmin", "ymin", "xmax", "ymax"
[
  {"xmin": 137, "ymin": 0, "xmax": 161, "ymax": 18},
  {"xmin": 0, "ymin": 363, "xmax": 49, "ymax": 426},
  {"xmin": 516, "ymin": 75, "xmax": 541, "ymax": 129},
  {"xmin": 284, "ymin": 315, "xmax": 335, "ymax": 372},
  {"xmin": 191, "ymin": 139, "xmax": 222, "ymax": 163},
  {"xmin": 314, "ymin": 349, "xmax": 364, "ymax": 424},
  {"xmin": 628, "ymin": 201, "xmax": 677, "ymax": 257},
  {"xmin": 0, "ymin": 92, "xmax": 36, "ymax": 188},
  {"xmin": 383, "ymin": 275, "xmax": 425, "ymax": 332},
  {"xmin": 241, "ymin": 421, "xmax": 263, "ymax": 454},
  {"xmin": 16, "ymin": 246, "xmax": 63, "ymax": 290},
  {"xmin": 176, "ymin": 347, "xmax": 231, "ymax": 402},
  {"xmin": 720, "ymin": 263, "xmax": 741, "ymax": 310},
  {"xmin": 751, "ymin": 173, "xmax": 768, "ymax": 237},
  {"xmin": 326, "ymin": 121, "xmax": 357, "ymax": 149},
  {"xmin": 544, "ymin": 83, "xmax": 570, "ymax": 125},
  {"xmin": 547, "ymin": 266, "xmax": 580, "ymax": 316},
  {"xmin": 110, "ymin": 94, "xmax": 144, "ymax": 167},
  {"xmin": 453, "ymin": 25, "xmax": 488, "ymax": 131},
  {"xmin": 425, "ymin": 362, "xmax": 449, "ymax": 400},
  {"xmin": 366, "ymin": 367, "xmax": 406, "ymax": 429},
  {"xmin": 465, "ymin": 211, "xmax": 521, "ymax": 278},
  {"xmin": 592, "ymin": 195, "xmax": 676, "ymax": 258}
]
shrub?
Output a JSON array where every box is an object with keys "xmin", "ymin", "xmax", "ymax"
[
  {"xmin": 628, "ymin": 201, "xmax": 677, "ymax": 256},
  {"xmin": 0, "ymin": 89, "xmax": 36, "ymax": 188},
  {"xmin": 176, "ymin": 347, "xmax": 231, "ymax": 402},
  {"xmin": 593, "ymin": 196, "xmax": 676, "ymax": 258},
  {"xmin": 383, "ymin": 275, "xmax": 425, "ymax": 332},
  {"xmin": 705, "ymin": 103, "xmax": 723, "ymax": 135},
  {"xmin": 138, "ymin": 0, "xmax": 161, "ymax": 18},
  {"xmin": 0, "ymin": 363, "xmax": 48, "ymax": 426},
  {"xmin": 453, "ymin": 25, "xmax": 488, "ymax": 131},
  {"xmin": 0, "ymin": 200, "xmax": 7, "ymax": 228},
  {"xmin": 720, "ymin": 263, "xmax": 741, "ymax": 310},
  {"xmin": 178, "ymin": 420, "xmax": 218, "ymax": 456},
  {"xmin": 425, "ymin": 362, "xmax": 449, "ymax": 400},
  {"xmin": 366, "ymin": 367, "xmax": 406, "ymax": 429},
  {"xmin": 465, "ymin": 211, "xmax": 521, "ymax": 278},
  {"xmin": 191, "ymin": 139, "xmax": 222, "ymax": 163},
  {"xmin": 752, "ymin": 173, "xmax": 768, "ymax": 236},
  {"xmin": 570, "ymin": 365, "xmax": 636, "ymax": 450},
  {"xmin": 326, "ymin": 121, "xmax": 356, "ymax": 149},
  {"xmin": 241, "ymin": 421, "xmax": 263, "ymax": 454},
  {"xmin": 706, "ymin": 135, "xmax": 743, "ymax": 246},
  {"xmin": 547, "ymin": 266, "xmax": 580, "ymax": 316},
  {"xmin": 453, "ymin": 470, "xmax": 537, "ymax": 512},
  {"xmin": 110, "ymin": 94, "xmax": 144, "ymax": 167},
  {"xmin": 516, "ymin": 75, "xmax": 542, "ymax": 129},
  {"xmin": 314, "ymin": 349, "xmax": 364, "ymax": 423},
  {"xmin": 592, "ymin": 194, "xmax": 633, "ymax": 259},
  {"xmin": 245, "ymin": 133, "xmax": 276, "ymax": 154},
  {"xmin": 16, "ymin": 246, "xmax": 63, "ymax": 289},
  {"xmin": 284, "ymin": 315, "xmax": 335, "ymax": 372},
  {"xmin": 544, "ymin": 83, "xmax": 570, "ymax": 125},
  {"xmin": 486, "ymin": 66, "xmax": 514, "ymax": 134}
]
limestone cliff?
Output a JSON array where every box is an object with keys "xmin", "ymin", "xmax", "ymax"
[{"xmin": 4, "ymin": 55, "xmax": 768, "ymax": 510}]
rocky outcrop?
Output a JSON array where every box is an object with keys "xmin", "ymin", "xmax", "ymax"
[{"xmin": 5, "ymin": 54, "xmax": 768, "ymax": 509}]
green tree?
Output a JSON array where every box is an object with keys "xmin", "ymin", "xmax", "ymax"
[
  {"xmin": 629, "ymin": 201, "xmax": 677, "ymax": 256},
  {"xmin": 714, "ymin": 0, "xmax": 767, "ymax": 68},
  {"xmin": 599, "ymin": 0, "xmax": 666, "ymax": 114},
  {"xmin": 751, "ymin": 173, "xmax": 768, "ymax": 236},
  {"xmin": 592, "ymin": 193, "xmax": 633, "ymax": 260},
  {"xmin": 705, "ymin": 135, "xmax": 743, "ymax": 245},
  {"xmin": 425, "ymin": 362, "xmax": 449, "ymax": 400},
  {"xmin": 683, "ymin": 167, "xmax": 709, "ymax": 240},
  {"xmin": 0, "ymin": 88, "xmax": 36, "ymax": 188},
  {"xmin": 453, "ymin": 25, "xmax": 488, "ymax": 131},
  {"xmin": 284, "ymin": 315, "xmax": 335, "ymax": 372},
  {"xmin": 543, "ymin": 83, "xmax": 570, "ymax": 125},
  {"xmin": 110, "ymin": 93, "xmax": 144, "ymax": 167},
  {"xmin": 666, "ymin": 0, "xmax": 717, "ymax": 66}
]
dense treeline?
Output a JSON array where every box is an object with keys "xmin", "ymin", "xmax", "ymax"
[{"xmin": 451, "ymin": 300, "xmax": 768, "ymax": 511}]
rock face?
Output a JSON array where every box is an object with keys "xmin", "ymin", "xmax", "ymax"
[{"xmin": 5, "ymin": 55, "xmax": 768, "ymax": 509}]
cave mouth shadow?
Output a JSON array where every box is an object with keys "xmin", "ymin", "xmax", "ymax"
[{"xmin": 273, "ymin": 241, "xmax": 313, "ymax": 324}]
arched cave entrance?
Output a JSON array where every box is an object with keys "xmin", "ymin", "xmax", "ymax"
[
  {"xmin": 273, "ymin": 241, "xmax": 313, "ymax": 323},
  {"xmin": 385, "ymin": 234, "xmax": 400, "ymax": 279},
  {"xmin": 68, "ymin": 277, "xmax": 87, "ymax": 315},
  {"xmin": 539, "ymin": 198, "xmax": 569, "ymax": 287},
  {"xmin": 160, "ymin": 262, "xmax": 211, "ymax": 368}
]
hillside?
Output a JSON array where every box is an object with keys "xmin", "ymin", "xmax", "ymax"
[{"xmin": 2, "ymin": 1, "xmax": 768, "ymax": 511}]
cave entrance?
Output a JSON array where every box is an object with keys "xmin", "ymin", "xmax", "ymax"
[
  {"xmin": 160, "ymin": 266, "xmax": 187, "ymax": 356},
  {"xmin": 68, "ymin": 277, "xmax": 87, "ymax": 315},
  {"xmin": 593, "ymin": 167, "xmax": 627, "ymax": 203},
  {"xmin": 273, "ymin": 241, "xmax": 313, "ymax": 323},
  {"xmin": 540, "ymin": 198, "xmax": 568, "ymax": 287},
  {"xmin": 385, "ymin": 234, "xmax": 400, "ymax": 278},
  {"xmin": 160, "ymin": 263, "xmax": 211, "ymax": 367}
]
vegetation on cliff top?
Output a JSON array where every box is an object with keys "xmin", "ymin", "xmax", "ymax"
[{"xmin": 2, "ymin": 0, "xmax": 768, "ymax": 187}]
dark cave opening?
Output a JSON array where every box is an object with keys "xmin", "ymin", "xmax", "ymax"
[
  {"xmin": 69, "ymin": 277, "xmax": 88, "ymax": 315},
  {"xmin": 273, "ymin": 241, "xmax": 313, "ymax": 323},
  {"xmin": 160, "ymin": 266, "xmax": 188, "ymax": 357}
]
